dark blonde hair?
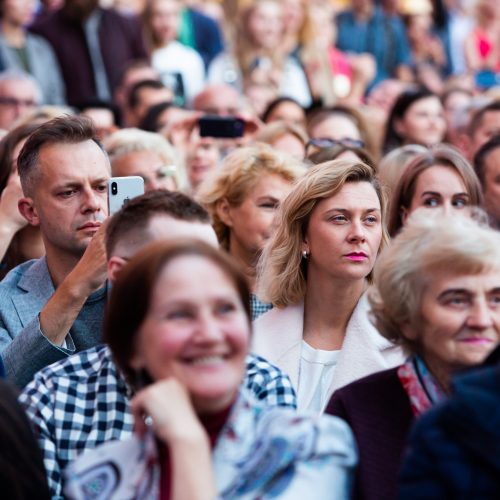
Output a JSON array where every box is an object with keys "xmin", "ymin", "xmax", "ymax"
[
  {"xmin": 258, "ymin": 159, "xmax": 388, "ymax": 307},
  {"xmin": 197, "ymin": 144, "xmax": 306, "ymax": 249}
]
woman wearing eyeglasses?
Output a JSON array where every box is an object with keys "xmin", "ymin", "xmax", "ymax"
[{"xmin": 306, "ymin": 105, "xmax": 379, "ymax": 160}]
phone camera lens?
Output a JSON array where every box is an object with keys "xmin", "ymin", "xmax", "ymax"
[{"xmin": 111, "ymin": 182, "xmax": 118, "ymax": 195}]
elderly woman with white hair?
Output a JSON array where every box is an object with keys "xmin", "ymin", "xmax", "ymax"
[
  {"xmin": 104, "ymin": 128, "xmax": 186, "ymax": 192},
  {"xmin": 326, "ymin": 211, "xmax": 500, "ymax": 500}
]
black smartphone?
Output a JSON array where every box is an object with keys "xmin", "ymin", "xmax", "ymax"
[{"xmin": 198, "ymin": 116, "xmax": 245, "ymax": 138}]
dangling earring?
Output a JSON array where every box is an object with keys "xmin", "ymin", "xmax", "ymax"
[{"xmin": 302, "ymin": 249, "xmax": 310, "ymax": 259}]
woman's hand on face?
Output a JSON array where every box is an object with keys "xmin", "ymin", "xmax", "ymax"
[
  {"xmin": 131, "ymin": 378, "xmax": 207, "ymax": 445},
  {"xmin": 0, "ymin": 172, "xmax": 27, "ymax": 234}
]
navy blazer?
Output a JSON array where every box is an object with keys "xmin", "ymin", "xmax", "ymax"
[{"xmin": 400, "ymin": 356, "xmax": 500, "ymax": 498}]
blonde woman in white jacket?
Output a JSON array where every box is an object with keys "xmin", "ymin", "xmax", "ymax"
[{"xmin": 253, "ymin": 160, "xmax": 404, "ymax": 413}]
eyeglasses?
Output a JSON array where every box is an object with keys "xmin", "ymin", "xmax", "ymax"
[
  {"xmin": 0, "ymin": 97, "xmax": 37, "ymax": 108},
  {"xmin": 157, "ymin": 165, "xmax": 177, "ymax": 178},
  {"xmin": 306, "ymin": 137, "xmax": 366, "ymax": 153}
]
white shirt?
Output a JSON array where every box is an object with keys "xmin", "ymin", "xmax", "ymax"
[
  {"xmin": 151, "ymin": 41, "xmax": 205, "ymax": 105},
  {"xmin": 297, "ymin": 341, "xmax": 340, "ymax": 413}
]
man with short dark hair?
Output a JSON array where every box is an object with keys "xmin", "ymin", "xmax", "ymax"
[
  {"xmin": 0, "ymin": 115, "xmax": 110, "ymax": 386},
  {"xmin": 21, "ymin": 190, "xmax": 297, "ymax": 498},
  {"xmin": 125, "ymin": 79, "xmax": 173, "ymax": 127},
  {"xmin": 30, "ymin": 0, "xmax": 147, "ymax": 106},
  {"xmin": 474, "ymin": 135, "xmax": 500, "ymax": 228}
]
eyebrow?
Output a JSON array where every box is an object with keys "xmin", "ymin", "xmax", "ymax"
[
  {"xmin": 53, "ymin": 177, "xmax": 109, "ymax": 189},
  {"xmin": 438, "ymin": 287, "xmax": 500, "ymax": 299},
  {"xmin": 256, "ymin": 195, "xmax": 280, "ymax": 201},
  {"xmin": 324, "ymin": 208, "xmax": 381, "ymax": 215},
  {"xmin": 420, "ymin": 191, "xmax": 469, "ymax": 198}
]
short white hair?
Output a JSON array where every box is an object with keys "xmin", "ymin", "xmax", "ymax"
[
  {"xmin": 104, "ymin": 128, "xmax": 186, "ymax": 189},
  {"xmin": 0, "ymin": 69, "xmax": 42, "ymax": 104}
]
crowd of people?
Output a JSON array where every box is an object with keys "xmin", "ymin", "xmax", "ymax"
[{"xmin": 0, "ymin": 0, "xmax": 498, "ymax": 498}]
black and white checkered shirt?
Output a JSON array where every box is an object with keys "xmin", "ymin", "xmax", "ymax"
[
  {"xmin": 20, "ymin": 345, "xmax": 296, "ymax": 498},
  {"xmin": 250, "ymin": 293, "xmax": 273, "ymax": 320}
]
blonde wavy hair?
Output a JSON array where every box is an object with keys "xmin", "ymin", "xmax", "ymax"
[
  {"xmin": 258, "ymin": 159, "xmax": 389, "ymax": 307},
  {"xmin": 370, "ymin": 209, "xmax": 500, "ymax": 354},
  {"xmin": 196, "ymin": 144, "xmax": 306, "ymax": 249}
]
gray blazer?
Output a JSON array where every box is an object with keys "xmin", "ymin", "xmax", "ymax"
[
  {"xmin": 0, "ymin": 258, "xmax": 105, "ymax": 387},
  {"xmin": 0, "ymin": 31, "xmax": 66, "ymax": 105}
]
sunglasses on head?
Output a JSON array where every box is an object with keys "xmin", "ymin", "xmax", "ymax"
[{"xmin": 306, "ymin": 138, "xmax": 366, "ymax": 152}]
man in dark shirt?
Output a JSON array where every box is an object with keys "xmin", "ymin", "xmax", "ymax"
[{"xmin": 30, "ymin": 0, "xmax": 147, "ymax": 106}]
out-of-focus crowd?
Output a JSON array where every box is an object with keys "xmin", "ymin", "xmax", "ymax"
[{"xmin": 0, "ymin": 1, "xmax": 499, "ymax": 499}]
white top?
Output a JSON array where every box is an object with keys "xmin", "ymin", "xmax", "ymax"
[
  {"xmin": 208, "ymin": 52, "xmax": 312, "ymax": 108},
  {"xmin": 298, "ymin": 341, "xmax": 340, "ymax": 413},
  {"xmin": 252, "ymin": 293, "xmax": 405, "ymax": 406},
  {"xmin": 151, "ymin": 41, "xmax": 205, "ymax": 105}
]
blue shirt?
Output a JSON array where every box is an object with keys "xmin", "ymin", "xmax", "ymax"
[{"xmin": 336, "ymin": 6, "xmax": 412, "ymax": 87}]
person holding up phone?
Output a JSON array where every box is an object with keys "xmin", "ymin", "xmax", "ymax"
[{"xmin": 0, "ymin": 115, "xmax": 110, "ymax": 387}]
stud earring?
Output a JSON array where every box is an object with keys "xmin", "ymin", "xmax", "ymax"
[{"xmin": 302, "ymin": 250, "xmax": 310, "ymax": 259}]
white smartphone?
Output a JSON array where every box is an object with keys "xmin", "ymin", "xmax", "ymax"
[{"xmin": 108, "ymin": 176, "xmax": 145, "ymax": 215}]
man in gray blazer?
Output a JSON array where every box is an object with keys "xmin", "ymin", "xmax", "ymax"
[{"xmin": 0, "ymin": 115, "xmax": 110, "ymax": 386}]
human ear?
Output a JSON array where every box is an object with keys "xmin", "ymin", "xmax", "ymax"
[
  {"xmin": 394, "ymin": 118, "xmax": 406, "ymax": 138},
  {"xmin": 400, "ymin": 321, "xmax": 418, "ymax": 341},
  {"xmin": 215, "ymin": 198, "xmax": 234, "ymax": 227},
  {"xmin": 18, "ymin": 197, "xmax": 40, "ymax": 227},
  {"xmin": 107, "ymin": 256, "xmax": 128, "ymax": 284},
  {"xmin": 400, "ymin": 206, "xmax": 409, "ymax": 226}
]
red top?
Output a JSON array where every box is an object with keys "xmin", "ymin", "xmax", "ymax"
[{"xmin": 159, "ymin": 405, "xmax": 233, "ymax": 500}]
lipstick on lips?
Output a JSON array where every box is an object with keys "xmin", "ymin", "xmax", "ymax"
[
  {"xmin": 344, "ymin": 252, "xmax": 368, "ymax": 262},
  {"xmin": 459, "ymin": 337, "xmax": 494, "ymax": 345}
]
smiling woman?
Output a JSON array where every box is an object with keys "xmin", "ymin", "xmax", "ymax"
[
  {"xmin": 253, "ymin": 159, "xmax": 404, "ymax": 413},
  {"xmin": 326, "ymin": 211, "xmax": 500, "ymax": 500},
  {"xmin": 64, "ymin": 240, "xmax": 357, "ymax": 499}
]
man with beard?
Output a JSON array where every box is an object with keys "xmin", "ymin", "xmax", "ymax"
[
  {"xmin": 30, "ymin": 0, "xmax": 147, "ymax": 106},
  {"xmin": 0, "ymin": 115, "xmax": 110, "ymax": 387}
]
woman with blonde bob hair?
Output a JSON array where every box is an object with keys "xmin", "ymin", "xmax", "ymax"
[
  {"xmin": 387, "ymin": 144, "xmax": 483, "ymax": 236},
  {"xmin": 197, "ymin": 144, "xmax": 306, "ymax": 319},
  {"xmin": 326, "ymin": 211, "xmax": 500, "ymax": 500},
  {"xmin": 253, "ymin": 160, "xmax": 404, "ymax": 412}
]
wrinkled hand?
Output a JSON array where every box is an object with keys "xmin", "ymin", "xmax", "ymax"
[
  {"xmin": 67, "ymin": 219, "xmax": 109, "ymax": 296},
  {"xmin": 131, "ymin": 378, "xmax": 206, "ymax": 445},
  {"xmin": 0, "ymin": 172, "xmax": 27, "ymax": 233}
]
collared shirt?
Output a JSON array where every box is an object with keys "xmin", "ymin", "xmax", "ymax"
[
  {"xmin": 250, "ymin": 293, "xmax": 273, "ymax": 321},
  {"xmin": 335, "ymin": 6, "xmax": 412, "ymax": 86},
  {"xmin": 20, "ymin": 344, "xmax": 296, "ymax": 498},
  {"xmin": 65, "ymin": 389, "xmax": 356, "ymax": 500}
]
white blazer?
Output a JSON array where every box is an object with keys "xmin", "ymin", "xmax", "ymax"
[{"xmin": 252, "ymin": 293, "xmax": 405, "ymax": 409}]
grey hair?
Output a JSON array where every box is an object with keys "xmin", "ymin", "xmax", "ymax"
[
  {"xmin": 0, "ymin": 69, "xmax": 42, "ymax": 105},
  {"xmin": 103, "ymin": 128, "xmax": 186, "ymax": 190},
  {"xmin": 369, "ymin": 208, "xmax": 500, "ymax": 353}
]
